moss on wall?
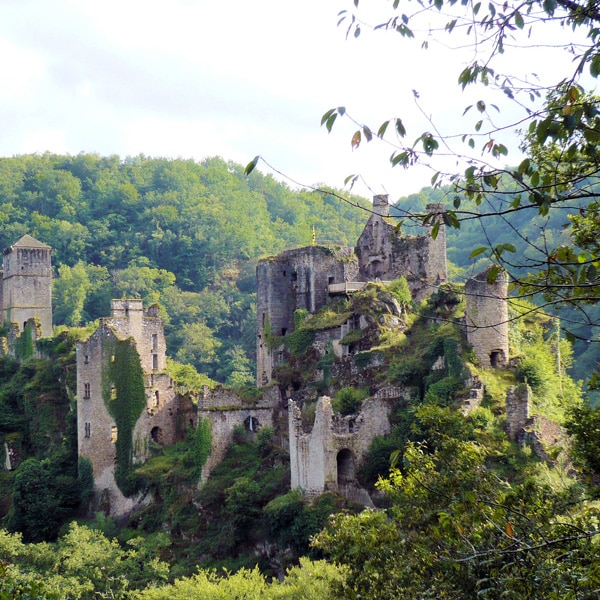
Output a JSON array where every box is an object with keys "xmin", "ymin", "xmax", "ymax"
[{"xmin": 102, "ymin": 337, "xmax": 146, "ymax": 497}]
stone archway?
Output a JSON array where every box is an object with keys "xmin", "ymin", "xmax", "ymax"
[
  {"xmin": 337, "ymin": 448, "xmax": 355, "ymax": 485},
  {"xmin": 150, "ymin": 426, "xmax": 163, "ymax": 445}
]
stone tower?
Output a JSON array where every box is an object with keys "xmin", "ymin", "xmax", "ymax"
[
  {"xmin": 77, "ymin": 299, "xmax": 178, "ymax": 516},
  {"xmin": 256, "ymin": 245, "xmax": 358, "ymax": 386},
  {"xmin": 465, "ymin": 266, "xmax": 509, "ymax": 368},
  {"xmin": 2, "ymin": 235, "xmax": 52, "ymax": 337}
]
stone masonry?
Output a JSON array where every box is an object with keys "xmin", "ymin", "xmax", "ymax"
[
  {"xmin": 256, "ymin": 195, "xmax": 448, "ymax": 386},
  {"xmin": 288, "ymin": 386, "xmax": 409, "ymax": 502},
  {"xmin": 197, "ymin": 385, "xmax": 281, "ymax": 482},
  {"xmin": 77, "ymin": 299, "xmax": 179, "ymax": 517}
]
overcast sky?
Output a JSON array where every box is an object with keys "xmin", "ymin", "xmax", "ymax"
[{"xmin": 0, "ymin": 0, "xmax": 593, "ymax": 200}]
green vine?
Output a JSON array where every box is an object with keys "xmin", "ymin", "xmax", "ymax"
[
  {"xmin": 102, "ymin": 338, "xmax": 146, "ymax": 497},
  {"xmin": 14, "ymin": 321, "xmax": 37, "ymax": 361}
]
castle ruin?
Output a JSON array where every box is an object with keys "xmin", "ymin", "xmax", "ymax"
[
  {"xmin": 256, "ymin": 196, "xmax": 448, "ymax": 386},
  {"xmin": 76, "ymin": 299, "xmax": 180, "ymax": 516}
]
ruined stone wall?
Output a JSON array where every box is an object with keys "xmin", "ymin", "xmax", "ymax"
[
  {"xmin": 465, "ymin": 266, "xmax": 509, "ymax": 368},
  {"xmin": 198, "ymin": 385, "xmax": 281, "ymax": 482},
  {"xmin": 355, "ymin": 198, "xmax": 447, "ymax": 303},
  {"xmin": 2, "ymin": 236, "xmax": 52, "ymax": 338},
  {"xmin": 256, "ymin": 246, "xmax": 358, "ymax": 386},
  {"xmin": 289, "ymin": 391, "xmax": 402, "ymax": 497},
  {"xmin": 505, "ymin": 384, "xmax": 531, "ymax": 442}
]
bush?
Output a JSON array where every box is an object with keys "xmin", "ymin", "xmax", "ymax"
[{"xmin": 332, "ymin": 387, "xmax": 368, "ymax": 416}]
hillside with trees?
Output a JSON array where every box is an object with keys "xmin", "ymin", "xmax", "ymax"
[{"xmin": 0, "ymin": 152, "xmax": 369, "ymax": 386}]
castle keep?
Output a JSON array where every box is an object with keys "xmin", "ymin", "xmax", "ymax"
[{"xmin": 257, "ymin": 195, "xmax": 448, "ymax": 385}]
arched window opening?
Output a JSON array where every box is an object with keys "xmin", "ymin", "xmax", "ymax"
[
  {"xmin": 151, "ymin": 426, "xmax": 163, "ymax": 444},
  {"xmin": 490, "ymin": 349, "xmax": 505, "ymax": 368},
  {"xmin": 337, "ymin": 449, "xmax": 355, "ymax": 485},
  {"xmin": 244, "ymin": 416, "xmax": 259, "ymax": 432}
]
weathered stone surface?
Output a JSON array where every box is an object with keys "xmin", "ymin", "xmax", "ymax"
[
  {"xmin": 2, "ymin": 235, "xmax": 53, "ymax": 339},
  {"xmin": 288, "ymin": 390, "xmax": 408, "ymax": 503},
  {"xmin": 465, "ymin": 266, "xmax": 509, "ymax": 369},
  {"xmin": 77, "ymin": 299, "xmax": 180, "ymax": 517},
  {"xmin": 198, "ymin": 385, "xmax": 281, "ymax": 482}
]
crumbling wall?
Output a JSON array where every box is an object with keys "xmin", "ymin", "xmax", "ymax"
[
  {"xmin": 198, "ymin": 385, "xmax": 281, "ymax": 482},
  {"xmin": 289, "ymin": 389, "xmax": 405, "ymax": 500},
  {"xmin": 256, "ymin": 246, "xmax": 358, "ymax": 386},
  {"xmin": 76, "ymin": 300, "xmax": 179, "ymax": 517},
  {"xmin": 505, "ymin": 383, "xmax": 531, "ymax": 441},
  {"xmin": 355, "ymin": 199, "xmax": 447, "ymax": 303}
]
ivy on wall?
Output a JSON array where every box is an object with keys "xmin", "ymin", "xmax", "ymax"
[
  {"xmin": 14, "ymin": 321, "xmax": 37, "ymax": 361},
  {"xmin": 102, "ymin": 337, "xmax": 146, "ymax": 497}
]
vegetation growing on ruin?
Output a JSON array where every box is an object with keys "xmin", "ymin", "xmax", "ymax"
[{"xmin": 102, "ymin": 337, "xmax": 147, "ymax": 497}]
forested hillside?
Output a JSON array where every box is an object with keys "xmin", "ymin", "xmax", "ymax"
[{"xmin": 0, "ymin": 153, "xmax": 368, "ymax": 384}]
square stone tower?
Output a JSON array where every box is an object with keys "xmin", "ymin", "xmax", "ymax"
[{"xmin": 2, "ymin": 235, "xmax": 53, "ymax": 337}]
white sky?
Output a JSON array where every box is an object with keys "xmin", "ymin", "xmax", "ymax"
[{"xmin": 0, "ymin": 0, "xmax": 594, "ymax": 200}]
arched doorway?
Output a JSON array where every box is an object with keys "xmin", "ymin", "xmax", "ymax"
[
  {"xmin": 150, "ymin": 426, "xmax": 163, "ymax": 445},
  {"xmin": 337, "ymin": 449, "xmax": 355, "ymax": 485}
]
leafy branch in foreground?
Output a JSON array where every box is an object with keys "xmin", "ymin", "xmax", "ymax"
[{"xmin": 321, "ymin": 0, "xmax": 600, "ymax": 347}]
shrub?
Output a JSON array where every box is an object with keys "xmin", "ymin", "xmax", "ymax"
[{"xmin": 332, "ymin": 387, "xmax": 368, "ymax": 416}]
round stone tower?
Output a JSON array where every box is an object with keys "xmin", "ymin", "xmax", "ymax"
[{"xmin": 465, "ymin": 266, "xmax": 509, "ymax": 368}]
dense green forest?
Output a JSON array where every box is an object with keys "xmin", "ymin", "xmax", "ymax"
[
  {"xmin": 0, "ymin": 152, "xmax": 595, "ymax": 384},
  {"xmin": 0, "ymin": 153, "xmax": 368, "ymax": 386}
]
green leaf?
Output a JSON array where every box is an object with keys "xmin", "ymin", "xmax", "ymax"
[
  {"xmin": 377, "ymin": 120, "xmax": 390, "ymax": 138},
  {"xmin": 469, "ymin": 246, "xmax": 488, "ymax": 259},
  {"xmin": 486, "ymin": 265, "xmax": 500, "ymax": 283},
  {"xmin": 395, "ymin": 118, "xmax": 407, "ymax": 137},
  {"xmin": 514, "ymin": 10, "xmax": 524, "ymax": 28},
  {"xmin": 363, "ymin": 125, "xmax": 373, "ymax": 141},
  {"xmin": 590, "ymin": 54, "xmax": 600, "ymax": 78},
  {"xmin": 476, "ymin": 100, "xmax": 486, "ymax": 112},
  {"xmin": 244, "ymin": 156, "xmax": 260, "ymax": 176},
  {"xmin": 431, "ymin": 222, "xmax": 440, "ymax": 239}
]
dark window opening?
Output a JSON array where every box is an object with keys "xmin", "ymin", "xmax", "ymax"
[
  {"xmin": 281, "ymin": 328, "xmax": 287, "ymax": 336},
  {"xmin": 152, "ymin": 354, "xmax": 158, "ymax": 370},
  {"xmin": 244, "ymin": 416, "xmax": 259, "ymax": 432},
  {"xmin": 348, "ymin": 419, "xmax": 355, "ymax": 433},
  {"xmin": 154, "ymin": 390, "xmax": 160, "ymax": 408},
  {"xmin": 83, "ymin": 383, "xmax": 91, "ymax": 399},
  {"xmin": 490, "ymin": 350, "xmax": 504, "ymax": 368},
  {"xmin": 328, "ymin": 276, "xmax": 335, "ymax": 284},
  {"xmin": 84, "ymin": 423, "xmax": 91, "ymax": 438},
  {"xmin": 84, "ymin": 355, "xmax": 89, "ymax": 364},
  {"xmin": 152, "ymin": 333, "xmax": 158, "ymax": 350},
  {"xmin": 291, "ymin": 272, "xmax": 298, "ymax": 282},
  {"xmin": 337, "ymin": 449, "xmax": 355, "ymax": 485},
  {"xmin": 283, "ymin": 270, "xmax": 286, "ymax": 277},
  {"xmin": 151, "ymin": 426, "xmax": 163, "ymax": 444}
]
